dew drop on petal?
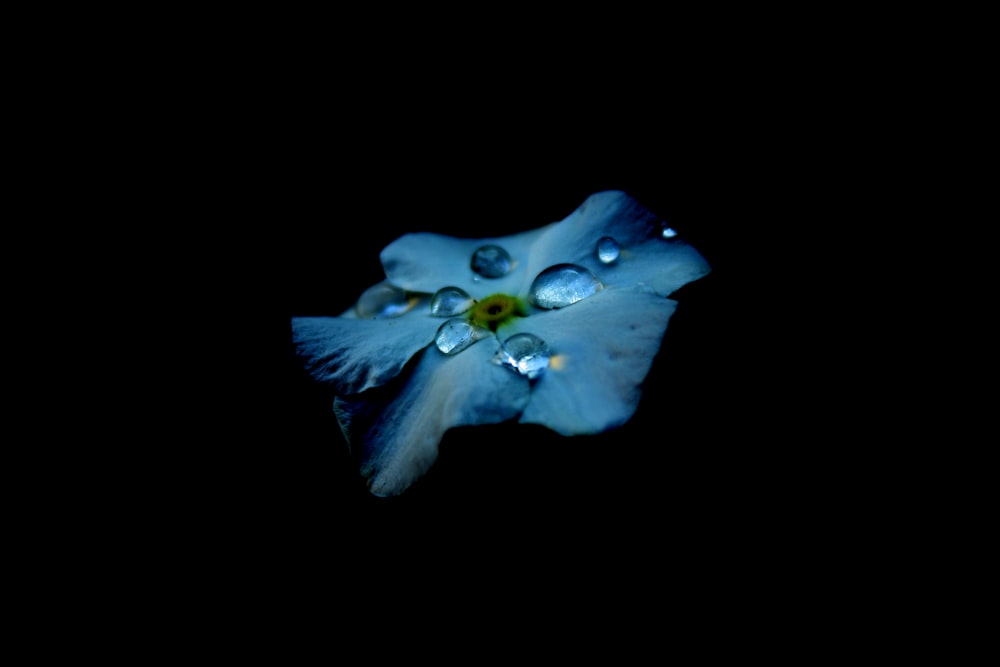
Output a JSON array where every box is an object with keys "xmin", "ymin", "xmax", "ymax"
[
  {"xmin": 660, "ymin": 224, "xmax": 678, "ymax": 239},
  {"xmin": 596, "ymin": 236, "xmax": 620, "ymax": 264},
  {"xmin": 435, "ymin": 318, "xmax": 486, "ymax": 355},
  {"xmin": 529, "ymin": 263, "xmax": 603, "ymax": 309},
  {"xmin": 355, "ymin": 282, "xmax": 414, "ymax": 319},
  {"xmin": 430, "ymin": 286, "xmax": 476, "ymax": 317},
  {"xmin": 471, "ymin": 244, "xmax": 512, "ymax": 278},
  {"xmin": 494, "ymin": 333, "xmax": 551, "ymax": 379}
]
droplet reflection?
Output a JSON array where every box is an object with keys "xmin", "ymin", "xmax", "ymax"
[
  {"xmin": 471, "ymin": 244, "xmax": 512, "ymax": 278},
  {"xmin": 529, "ymin": 263, "xmax": 603, "ymax": 309},
  {"xmin": 435, "ymin": 318, "xmax": 485, "ymax": 355},
  {"xmin": 355, "ymin": 282, "xmax": 413, "ymax": 319},
  {"xmin": 596, "ymin": 236, "xmax": 620, "ymax": 264},
  {"xmin": 495, "ymin": 333, "xmax": 551, "ymax": 379},
  {"xmin": 430, "ymin": 286, "xmax": 475, "ymax": 317}
]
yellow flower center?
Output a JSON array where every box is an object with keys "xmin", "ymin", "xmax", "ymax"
[{"xmin": 468, "ymin": 293, "xmax": 526, "ymax": 331}]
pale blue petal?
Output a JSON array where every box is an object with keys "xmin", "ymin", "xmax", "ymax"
[
  {"xmin": 501, "ymin": 286, "xmax": 678, "ymax": 435},
  {"xmin": 380, "ymin": 225, "xmax": 554, "ymax": 300},
  {"xmin": 291, "ymin": 310, "xmax": 442, "ymax": 394},
  {"xmin": 514, "ymin": 190, "xmax": 711, "ymax": 298},
  {"xmin": 334, "ymin": 337, "xmax": 531, "ymax": 496}
]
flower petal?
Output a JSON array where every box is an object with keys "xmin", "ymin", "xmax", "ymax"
[
  {"xmin": 501, "ymin": 286, "xmax": 678, "ymax": 436},
  {"xmin": 291, "ymin": 311, "xmax": 441, "ymax": 394},
  {"xmin": 515, "ymin": 190, "xmax": 711, "ymax": 298},
  {"xmin": 380, "ymin": 225, "xmax": 554, "ymax": 300},
  {"xmin": 334, "ymin": 337, "xmax": 531, "ymax": 496}
]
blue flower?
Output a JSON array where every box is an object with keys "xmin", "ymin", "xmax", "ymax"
[{"xmin": 291, "ymin": 190, "xmax": 711, "ymax": 496}]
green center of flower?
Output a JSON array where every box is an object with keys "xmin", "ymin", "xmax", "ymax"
[{"xmin": 468, "ymin": 293, "xmax": 526, "ymax": 331}]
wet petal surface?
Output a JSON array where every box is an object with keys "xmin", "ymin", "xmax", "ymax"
[
  {"xmin": 291, "ymin": 312, "xmax": 440, "ymax": 395},
  {"xmin": 380, "ymin": 225, "xmax": 553, "ymax": 300},
  {"xmin": 334, "ymin": 337, "xmax": 531, "ymax": 496},
  {"xmin": 514, "ymin": 190, "xmax": 711, "ymax": 298},
  {"xmin": 502, "ymin": 286, "xmax": 679, "ymax": 435}
]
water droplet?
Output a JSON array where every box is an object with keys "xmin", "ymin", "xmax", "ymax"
[
  {"xmin": 430, "ymin": 286, "xmax": 475, "ymax": 317},
  {"xmin": 596, "ymin": 236, "xmax": 620, "ymax": 263},
  {"xmin": 495, "ymin": 333, "xmax": 551, "ymax": 379},
  {"xmin": 660, "ymin": 224, "xmax": 678, "ymax": 239},
  {"xmin": 435, "ymin": 318, "xmax": 486, "ymax": 355},
  {"xmin": 355, "ymin": 282, "xmax": 413, "ymax": 319},
  {"xmin": 528, "ymin": 263, "xmax": 603, "ymax": 309},
  {"xmin": 471, "ymin": 244, "xmax": 512, "ymax": 278}
]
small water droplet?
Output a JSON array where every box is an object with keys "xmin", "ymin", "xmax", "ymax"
[
  {"xmin": 355, "ymin": 282, "xmax": 413, "ymax": 319},
  {"xmin": 660, "ymin": 224, "xmax": 678, "ymax": 239},
  {"xmin": 471, "ymin": 244, "xmax": 512, "ymax": 278},
  {"xmin": 529, "ymin": 263, "xmax": 603, "ymax": 309},
  {"xmin": 494, "ymin": 333, "xmax": 551, "ymax": 379},
  {"xmin": 435, "ymin": 318, "xmax": 486, "ymax": 355},
  {"xmin": 430, "ymin": 286, "xmax": 475, "ymax": 317},
  {"xmin": 596, "ymin": 236, "xmax": 620, "ymax": 263}
]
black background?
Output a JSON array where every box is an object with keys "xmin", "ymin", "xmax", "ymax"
[
  {"xmin": 166, "ymin": 60, "xmax": 856, "ymax": 570},
  {"xmin": 50, "ymin": 21, "xmax": 921, "ymax": 635},
  {"xmin": 258, "ymin": 124, "xmax": 825, "ymax": 555},
  {"xmin": 112, "ymin": 71, "xmax": 885, "ymax": 625}
]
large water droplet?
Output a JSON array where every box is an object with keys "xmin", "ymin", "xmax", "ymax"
[
  {"xmin": 430, "ymin": 286, "xmax": 475, "ymax": 317},
  {"xmin": 355, "ymin": 282, "xmax": 413, "ymax": 319},
  {"xmin": 596, "ymin": 236, "xmax": 620, "ymax": 264},
  {"xmin": 660, "ymin": 223, "xmax": 678, "ymax": 239},
  {"xmin": 495, "ymin": 333, "xmax": 551, "ymax": 379},
  {"xmin": 435, "ymin": 318, "xmax": 486, "ymax": 355},
  {"xmin": 529, "ymin": 263, "xmax": 603, "ymax": 309},
  {"xmin": 471, "ymin": 244, "xmax": 512, "ymax": 278}
]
